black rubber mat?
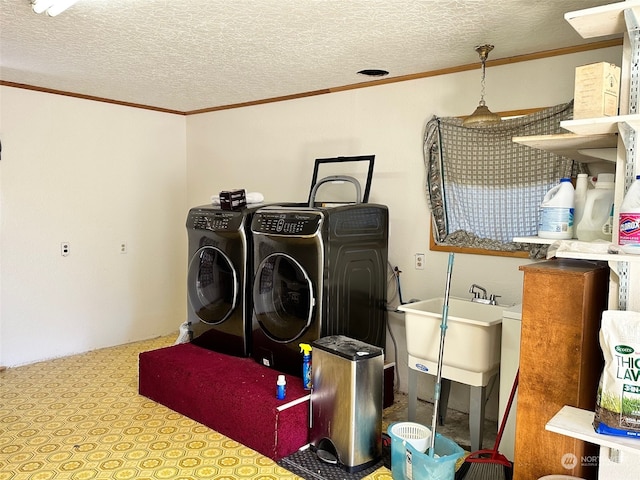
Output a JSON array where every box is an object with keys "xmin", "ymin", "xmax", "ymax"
[{"xmin": 278, "ymin": 442, "xmax": 390, "ymax": 480}]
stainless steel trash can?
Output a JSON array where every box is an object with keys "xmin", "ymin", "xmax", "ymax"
[{"xmin": 309, "ymin": 335, "xmax": 384, "ymax": 472}]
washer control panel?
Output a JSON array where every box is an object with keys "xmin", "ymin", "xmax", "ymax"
[
  {"xmin": 252, "ymin": 209, "xmax": 322, "ymax": 236},
  {"xmin": 187, "ymin": 210, "xmax": 243, "ymax": 232}
]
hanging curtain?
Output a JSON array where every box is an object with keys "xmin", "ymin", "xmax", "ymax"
[{"xmin": 424, "ymin": 101, "xmax": 583, "ymax": 256}]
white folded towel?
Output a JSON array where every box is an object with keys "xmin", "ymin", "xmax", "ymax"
[{"xmin": 210, "ymin": 191, "xmax": 265, "ymax": 205}]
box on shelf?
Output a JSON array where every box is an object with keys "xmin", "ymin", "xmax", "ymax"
[
  {"xmin": 573, "ymin": 62, "xmax": 620, "ymax": 120},
  {"xmin": 219, "ymin": 189, "xmax": 246, "ymax": 210}
]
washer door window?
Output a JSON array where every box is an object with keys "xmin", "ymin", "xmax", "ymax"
[
  {"xmin": 188, "ymin": 246, "xmax": 238, "ymax": 325},
  {"xmin": 253, "ymin": 253, "xmax": 314, "ymax": 342}
]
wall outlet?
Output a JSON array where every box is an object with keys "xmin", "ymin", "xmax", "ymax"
[
  {"xmin": 61, "ymin": 242, "xmax": 70, "ymax": 257},
  {"xmin": 415, "ymin": 253, "xmax": 425, "ymax": 269}
]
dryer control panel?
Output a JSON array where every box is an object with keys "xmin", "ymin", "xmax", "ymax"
[{"xmin": 252, "ymin": 210, "xmax": 322, "ymax": 236}]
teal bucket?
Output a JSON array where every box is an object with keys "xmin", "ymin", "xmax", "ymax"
[{"xmin": 387, "ymin": 422, "xmax": 464, "ymax": 480}]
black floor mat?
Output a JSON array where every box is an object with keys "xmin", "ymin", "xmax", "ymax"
[{"xmin": 278, "ymin": 441, "xmax": 390, "ymax": 480}]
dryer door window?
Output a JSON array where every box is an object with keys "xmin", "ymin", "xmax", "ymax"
[
  {"xmin": 188, "ymin": 246, "xmax": 239, "ymax": 325},
  {"xmin": 253, "ymin": 253, "xmax": 314, "ymax": 342}
]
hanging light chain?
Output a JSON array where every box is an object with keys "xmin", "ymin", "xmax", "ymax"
[{"xmin": 476, "ymin": 44, "xmax": 493, "ymax": 107}]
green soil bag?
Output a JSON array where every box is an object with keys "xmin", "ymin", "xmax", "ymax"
[{"xmin": 594, "ymin": 309, "xmax": 640, "ymax": 438}]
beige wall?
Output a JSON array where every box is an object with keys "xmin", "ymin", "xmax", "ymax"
[{"xmin": 0, "ymin": 87, "xmax": 187, "ymax": 366}]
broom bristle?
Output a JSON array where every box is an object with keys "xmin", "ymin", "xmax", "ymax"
[{"xmin": 455, "ymin": 462, "xmax": 511, "ymax": 480}]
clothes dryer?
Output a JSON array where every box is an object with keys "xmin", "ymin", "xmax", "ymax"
[
  {"xmin": 250, "ymin": 203, "xmax": 388, "ymax": 376},
  {"xmin": 186, "ymin": 204, "xmax": 262, "ymax": 357}
]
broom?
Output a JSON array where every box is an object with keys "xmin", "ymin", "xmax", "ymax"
[{"xmin": 454, "ymin": 369, "xmax": 519, "ymax": 480}]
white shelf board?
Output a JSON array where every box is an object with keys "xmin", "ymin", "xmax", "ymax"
[
  {"xmin": 555, "ymin": 250, "xmax": 640, "ymax": 263},
  {"xmin": 561, "ymin": 114, "xmax": 640, "ymax": 135},
  {"xmin": 512, "ymin": 133, "xmax": 617, "ymax": 163},
  {"xmin": 513, "ymin": 236, "xmax": 556, "ymax": 245},
  {"xmin": 546, "ymin": 405, "xmax": 640, "ymax": 454},
  {"xmin": 577, "ymin": 147, "xmax": 618, "ymax": 162},
  {"xmin": 513, "ymin": 237, "xmax": 640, "ymax": 262},
  {"xmin": 565, "ymin": 1, "xmax": 640, "ymax": 38}
]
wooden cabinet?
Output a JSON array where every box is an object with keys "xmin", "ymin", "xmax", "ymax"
[{"xmin": 514, "ymin": 259, "xmax": 609, "ymax": 480}]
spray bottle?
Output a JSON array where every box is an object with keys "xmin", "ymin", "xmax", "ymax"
[{"xmin": 299, "ymin": 343, "xmax": 312, "ymax": 390}]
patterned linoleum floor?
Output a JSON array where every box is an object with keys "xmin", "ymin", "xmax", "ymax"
[{"xmin": 0, "ymin": 334, "xmax": 396, "ymax": 480}]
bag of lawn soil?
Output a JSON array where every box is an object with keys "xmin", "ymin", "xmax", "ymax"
[{"xmin": 594, "ymin": 309, "xmax": 640, "ymax": 437}]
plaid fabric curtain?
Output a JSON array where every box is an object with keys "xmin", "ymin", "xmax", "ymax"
[{"xmin": 424, "ymin": 101, "xmax": 583, "ymax": 256}]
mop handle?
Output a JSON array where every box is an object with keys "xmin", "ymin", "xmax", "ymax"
[{"xmin": 429, "ymin": 253, "xmax": 454, "ymax": 456}]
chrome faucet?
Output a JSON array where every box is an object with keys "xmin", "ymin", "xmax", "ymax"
[{"xmin": 469, "ymin": 284, "xmax": 500, "ymax": 305}]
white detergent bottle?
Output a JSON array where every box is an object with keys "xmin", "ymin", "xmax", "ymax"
[
  {"xmin": 576, "ymin": 173, "xmax": 615, "ymax": 242},
  {"xmin": 538, "ymin": 177, "xmax": 575, "ymax": 239},
  {"xmin": 573, "ymin": 173, "xmax": 589, "ymax": 233},
  {"xmin": 619, "ymin": 174, "xmax": 640, "ymax": 249}
]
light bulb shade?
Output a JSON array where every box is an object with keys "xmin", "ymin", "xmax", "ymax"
[{"xmin": 462, "ymin": 103, "xmax": 501, "ymax": 127}]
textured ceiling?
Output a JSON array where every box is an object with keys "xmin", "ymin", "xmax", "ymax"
[{"xmin": 0, "ymin": 0, "xmax": 619, "ymax": 113}]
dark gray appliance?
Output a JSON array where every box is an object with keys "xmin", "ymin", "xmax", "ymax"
[
  {"xmin": 309, "ymin": 335, "xmax": 384, "ymax": 472},
  {"xmin": 186, "ymin": 204, "xmax": 262, "ymax": 357},
  {"xmin": 250, "ymin": 202, "xmax": 388, "ymax": 376}
]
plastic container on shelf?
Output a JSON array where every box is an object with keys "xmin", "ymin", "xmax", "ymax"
[
  {"xmin": 538, "ymin": 178, "xmax": 575, "ymax": 239},
  {"xmin": 619, "ymin": 174, "xmax": 640, "ymax": 248},
  {"xmin": 573, "ymin": 173, "xmax": 589, "ymax": 231},
  {"xmin": 576, "ymin": 173, "xmax": 615, "ymax": 241}
]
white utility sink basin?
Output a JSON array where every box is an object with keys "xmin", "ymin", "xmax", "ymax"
[{"xmin": 398, "ymin": 297, "xmax": 504, "ymax": 386}]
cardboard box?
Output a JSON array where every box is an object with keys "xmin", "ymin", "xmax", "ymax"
[
  {"xmin": 219, "ymin": 189, "xmax": 246, "ymax": 210},
  {"xmin": 573, "ymin": 62, "xmax": 620, "ymax": 120}
]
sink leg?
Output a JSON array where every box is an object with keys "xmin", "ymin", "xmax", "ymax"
[
  {"xmin": 408, "ymin": 367, "xmax": 418, "ymax": 422},
  {"xmin": 437, "ymin": 378, "xmax": 451, "ymax": 426},
  {"xmin": 469, "ymin": 384, "xmax": 486, "ymax": 452}
]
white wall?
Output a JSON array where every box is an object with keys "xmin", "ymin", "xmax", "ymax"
[
  {"xmin": 0, "ymin": 87, "xmax": 187, "ymax": 366},
  {"xmin": 186, "ymin": 46, "xmax": 621, "ymax": 418}
]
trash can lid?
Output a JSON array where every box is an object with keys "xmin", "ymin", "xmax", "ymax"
[{"xmin": 311, "ymin": 335, "xmax": 383, "ymax": 360}]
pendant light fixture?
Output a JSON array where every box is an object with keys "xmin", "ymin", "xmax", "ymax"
[{"xmin": 462, "ymin": 44, "xmax": 501, "ymax": 127}]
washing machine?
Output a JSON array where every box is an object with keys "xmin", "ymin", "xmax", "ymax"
[
  {"xmin": 186, "ymin": 204, "xmax": 263, "ymax": 357},
  {"xmin": 250, "ymin": 203, "xmax": 389, "ymax": 376}
]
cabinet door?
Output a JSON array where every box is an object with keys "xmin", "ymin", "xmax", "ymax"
[{"xmin": 514, "ymin": 259, "xmax": 608, "ymax": 480}]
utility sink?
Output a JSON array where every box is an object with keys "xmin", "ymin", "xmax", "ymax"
[
  {"xmin": 398, "ymin": 297, "xmax": 504, "ymax": 386},
  {"xmin": 398, "ymin": 297, "xmax": 505, "ymax": 453}
]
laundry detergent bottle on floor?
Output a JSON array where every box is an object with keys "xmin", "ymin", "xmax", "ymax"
[
  {"xmin": 538, "ymin": 177, "xmax": 575, "ymax": 239},
  {"xmin": 619, "ymin": 174, "xmax": 640, "ymax": 247},
  {"xmin": 576, "ymin": 173, "xmax": 615, "ymax": 242}
]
